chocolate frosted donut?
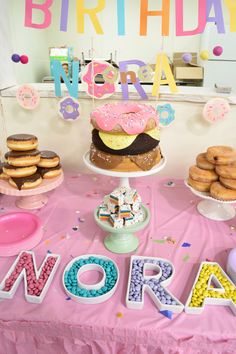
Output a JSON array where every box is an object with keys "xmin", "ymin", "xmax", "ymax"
[
  {"xmin": 9, "ymin": 172, "xmax": 42, "ymax": 190},
  {"xmin": 5, "ymin": 149, "xmax": 40, "ymax": 167},
  {"xmin": 92, "ymin": 129, "xmax": 159, "ymax": 156},
  {"xmin": 7, "ymin": 134, "xmax": 38, "ymax": 151},
  {"xmin": 3, "ymin": 163, "xmax": 37, "ymax": 178},
  {"xmin": 38, "ymin": 151, "xmax": 60, "ymax": 168},
  {"xmin": 37, "ymin": 165, "xmax": 62, "ymax": 179}
]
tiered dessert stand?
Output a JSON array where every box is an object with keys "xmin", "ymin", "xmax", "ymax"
[
  {"xmin": 0, "ymin": 173, "xmax": 64, "ymax": 210},
  {"xmin": 83, "ymin": 151, "xmax": 166, "ymax": 253},
  {"xmin": 185, "ymin": 180, "xmax": 236, "ymax": 221}
]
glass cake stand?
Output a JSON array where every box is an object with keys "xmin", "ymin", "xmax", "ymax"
[
  {"xmin": 83, "ymin": 151, "xmax": 166, "ymax": 253},
  {"xmin": 184, "ymin": 179, "xmax": 236, "ymax": 221},
  {"xmin": 0, "ymin": 173, "xmax": 64, "ymax": 210}
]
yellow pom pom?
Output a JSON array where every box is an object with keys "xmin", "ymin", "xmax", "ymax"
[{"xmin": 200, "ymin": 50, "xmax": 209, "ymax": 60}]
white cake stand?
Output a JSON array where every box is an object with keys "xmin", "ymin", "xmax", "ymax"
[
  {"xmin": 184, "ymin": 180, "xmax": 236, "ymax": 221},
  {"xmin": 83, "ymin": 151, "xmax": 166, "ymax": 253},
  {"xmin": 0, "ymin": 173, "xmax": 64, "ymax": 210}
]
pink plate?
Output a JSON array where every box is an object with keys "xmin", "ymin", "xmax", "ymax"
[{"xmin": 0, "ymin": 212, "xmax": 43, "ymax": 257}]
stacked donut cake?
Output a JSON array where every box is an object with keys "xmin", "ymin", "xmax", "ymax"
[
  {"xmin": 2, "ymin": 134, "xmax": 61, "ymax": 190},
  {"xmin": 188, "ymin": 146, "xmax": 236, "ymax": 201},
  {"xmin": 90, "ymin": 103, "xmax": 162, "ymax": 171}
]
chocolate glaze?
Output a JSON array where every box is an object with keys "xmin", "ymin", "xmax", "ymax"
[
  {"xmin": 7, "ymin": 134, "xmax": 37, "ymax": 142},
  {"xmin": 11, "ymin": 172, "xmax": 41, "ymax": 190},
  {"xmin": 40, "ymin": 151, "xmax": 59, "ymax": 159},
  {"xmin": 37, "ymin": 165, "xmax": 61, "ymax": 177},
  {"xmin": 3, "ymin": 163, "xmax": 36, "ymax": 170},
  {"xmin": 5, "ymin": 150, "xmax": 40, "ymax": 158},
  {"xmin": 90, "ymin": 144, "xmax": 122, "ymax": 169},
  {"xmin": 92, "ymin": 129, "xmax": 159, "ymax": 156}
]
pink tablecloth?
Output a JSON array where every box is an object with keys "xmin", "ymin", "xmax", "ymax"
[{"xmin": 0, "ymin": 173, "xmax": 236, "ymax": 354}]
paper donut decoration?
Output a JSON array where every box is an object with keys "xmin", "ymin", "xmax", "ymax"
[
  {"xmin": 203, "ymin": 98, "xmax": 230, "ymax": 123},
  {"xmin": 58, "ymin": 97, "xmax": 80, "ymax": 121},
  {"xmin": 81, "ymin": 60, "xmax": 117, "ymax": 99},
  {"xmin": 16, "ymin": 85, "xmax": 40, "ymax": 110},
  {"xmin": 156, "ymin": 104, "xmax": 175, "ymax": 127}
]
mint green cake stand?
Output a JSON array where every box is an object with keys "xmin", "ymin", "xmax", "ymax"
[{"xmin": 94, "ymin": 204, "xmax": 150, "ymax": 254}]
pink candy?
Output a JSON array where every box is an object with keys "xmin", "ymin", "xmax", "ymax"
[{"xmin": 2, "ymin": 253, "xmax": 57, "ymax": 296}]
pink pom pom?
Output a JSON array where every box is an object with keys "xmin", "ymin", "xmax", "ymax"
[{"xmin": 20, "ymin": 55, "xmax": 29, "ymax": 64}]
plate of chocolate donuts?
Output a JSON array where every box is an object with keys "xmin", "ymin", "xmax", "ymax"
[{"xmin": 0, "ymin": 134, "xmax": 64, "ymax": 209}]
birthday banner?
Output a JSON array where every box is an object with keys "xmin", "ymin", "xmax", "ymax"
[
  {"xmin": 24, "ymin": 0, "xmax": 236, "ymax": 35},
  {"xmin": 20, "ymin": 0, "xmax": 236, "ymax": 99}
]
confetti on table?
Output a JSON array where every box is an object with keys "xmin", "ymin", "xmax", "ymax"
[
  {"xmin": 72, "ymin": 226, "xmax": 79, "ymax": 231},
  {"xmin": 166, "ymin": 236, "xmax": 176, "ymax": 245},
  {"xmin": 86, "ymin": 191, "xmax": 101, "ymax": 197},
  {"xmin": 206, "ymin": 258, "xmax": 212, "ymax": 262},
  {"xmin": 160, "ymin": 310, "xmax": 173, "ymax": 319},
  {"xmin": 78, "ymin": 217, "xmax": 85, "ymax": 223},
  {"xmin": 92, "ymin": 176, "xmax": 98, "ymax": 181},
  {"xmin": 182, "ymin": 242, "xmax": 191, "ymax": 248},
  {"xmin": 65, "ymin": 297, "xmax": 71, "ymax": 301},
  {"xmin": 60, "ymin": 235, "xmax": 66, "ymax": 240},
  {"xmin": 116, "ymin": 312, "xmax": 123, "ymax": 318},
  {"xmin": 0, "ymin": 207, "xmax": 5, "ymax": 212},
  {"xmin": 230, "ymin": 226, "xmax": 235, "ymax": 231},
  {"xmin": 182, "ymin": 254, "xmax": 190, "ymax": 262},
  {"xmin": 66, "ymin": 233, "xmax": 71, "ymax": 240},
  {"xmin": 164, "ymin": 181, "xmax": 175, "ymax": 188},
  {"xmin": 153, "ymin": 239, "xmax": 166, "ymax": 244},
  {"xmin": 44, "ymin": 240, "xmax": 51, "ymax": 245},
  {"xmin": 75, "ymin": 210, "xmax": 80, "ymax": 214},
  {"xmin": 47, "ymin": 250, "xmax": 52, "ymax": 254}
]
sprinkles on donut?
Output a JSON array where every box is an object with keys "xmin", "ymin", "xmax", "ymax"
[{"xmin": 89, "ymin": 103, "xmax": 162, "ymax": 172}]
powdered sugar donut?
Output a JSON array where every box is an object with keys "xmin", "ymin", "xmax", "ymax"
[
  {"xmin": 81, "ymin": 61, "xmax": 117, "ymax": 99},
  {"xmin": 16, "ymin": 85, "xmax": 40, "ymax": 110},
  {"xmin": 203, "ymin": 98, "xmax": 230, "ymax": 123},
  {"xmin": 91, "ymin": 103, "xmax": 159, "ymax": 134}
]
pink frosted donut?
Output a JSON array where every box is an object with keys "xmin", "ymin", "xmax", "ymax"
[
  {"xmin": 90, "ymin": 103, "xmax": 159, "ymax": 134},
  {"xmin": 203, "ymin": 98, "xmax": 230, "ymax": 123},
  {"xmin": 16, "ymin": 84, "xmax": 40, "ymax": 110},
  {"xmin": 82, "ymin": 61, "xmax": 117, "ymax": 99}
]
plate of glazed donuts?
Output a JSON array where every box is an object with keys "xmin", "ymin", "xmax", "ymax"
[{"xmin": 186, "ymin": 145, "xmax": 236, "ymax": 203}]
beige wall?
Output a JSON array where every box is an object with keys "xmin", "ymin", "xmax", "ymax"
[{"xmin": 1, "ymin": 95, "xmax": 236, "ymax": 179}]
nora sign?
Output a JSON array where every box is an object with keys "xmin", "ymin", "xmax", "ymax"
[
  {"xmin": 52, "ymin": 54, "xmax": 178, "ymax": 99},
  {"xmin": 1, "ymin": 252, "xmax": 236, "ymax": 316},
  {"xmin": 24, "ymin": 0, "xmax": 236, "ymax": 36}
]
